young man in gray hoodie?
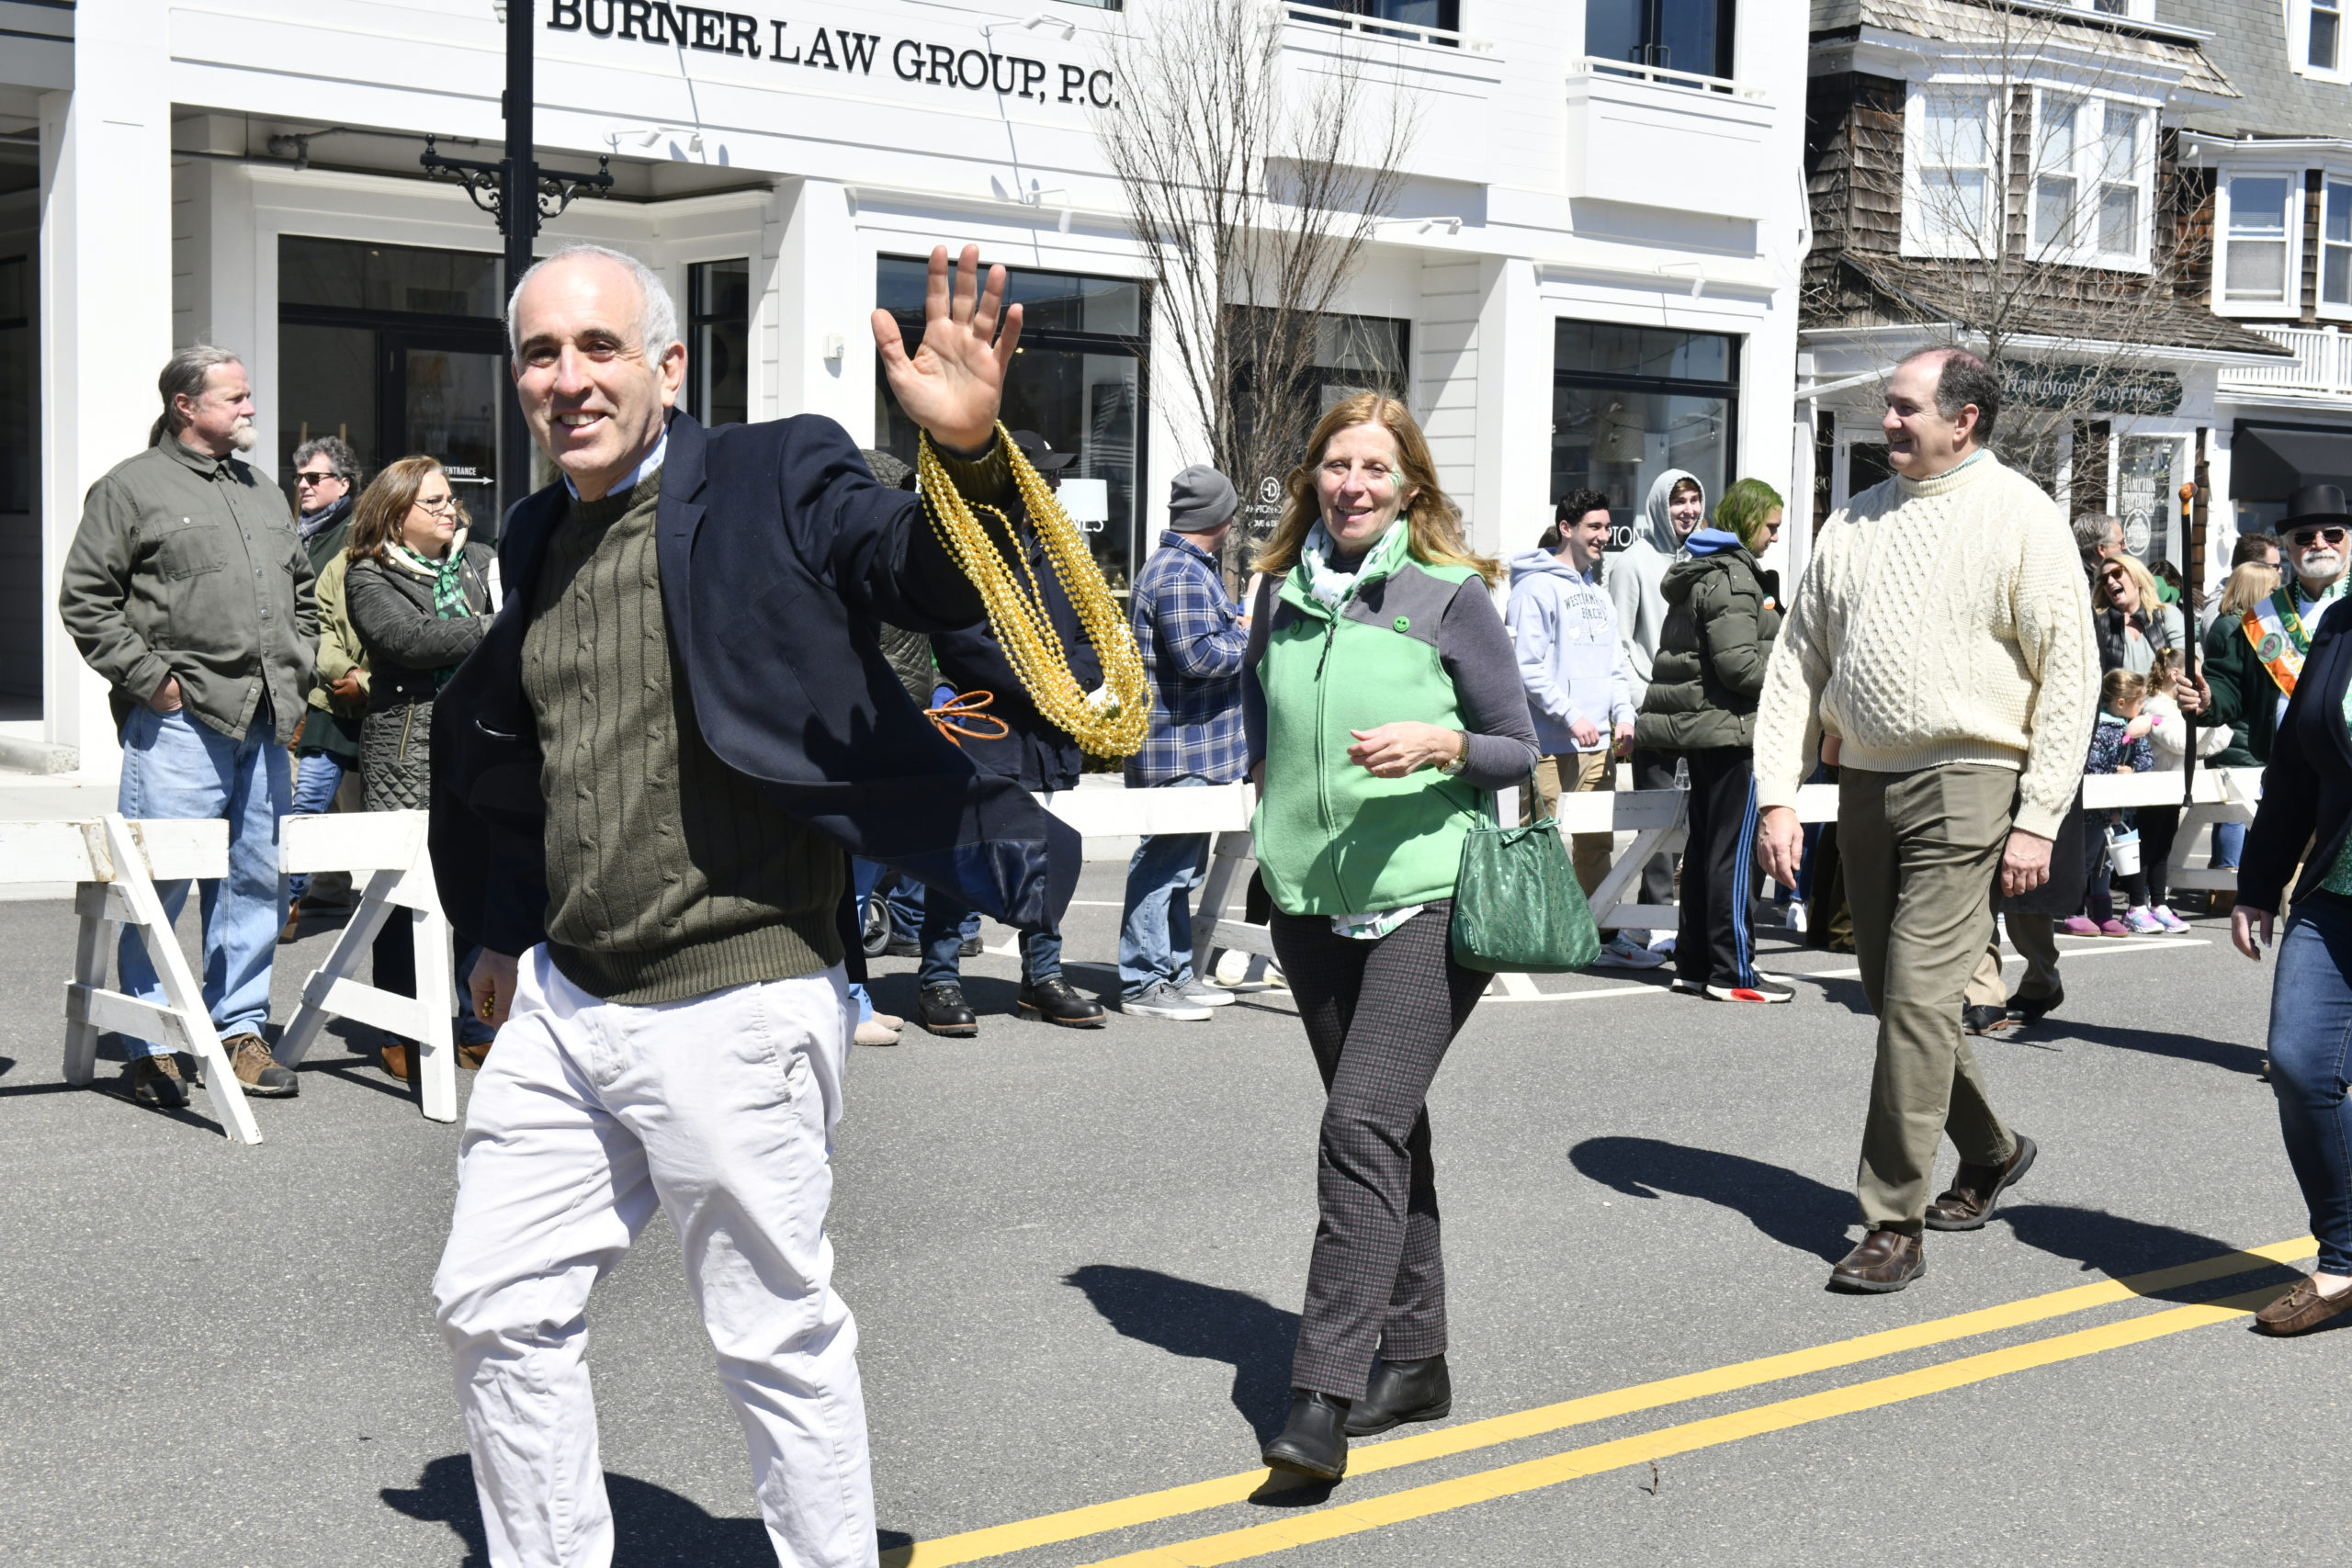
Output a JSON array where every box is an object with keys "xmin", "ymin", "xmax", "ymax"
[
  {"xmin": 1603, "ymin": 468, "xmax": 1707, "ymax": 951},
  {"xmin": 1509, "ymin": 489, "xmax": 1664, "ymax": 970}
]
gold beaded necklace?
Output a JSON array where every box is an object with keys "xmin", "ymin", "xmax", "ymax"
[{"xmin": 915, "ymin": 425, "xmax": 1151, "ymax": 758}]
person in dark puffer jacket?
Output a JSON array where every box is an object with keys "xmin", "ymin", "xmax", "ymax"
[
  {"xmin": 1634, "ymin": 478, "xmax": 1786, "ymax": 1002},
  {"xmin": 345, "ymin": 455, "xmax": 495, "ymax": 1078}
]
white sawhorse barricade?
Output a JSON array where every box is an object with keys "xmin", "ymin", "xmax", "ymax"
[
  {"xmin": 1185, "ymin": 767, "xmax": 2265, "ymax": 981},
  {"xmin": 6, "ymin": 813, "xmax": 265, "ymax": 1145},
  {"xmin": 270, "ymin": 808, "xmax": 458, "ymax": 1122}
]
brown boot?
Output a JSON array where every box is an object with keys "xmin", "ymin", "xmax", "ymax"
[
  {"xmin": 380, "ymin": 1042, "xmax": 413, "ymax": 1081},
  {"xmin": 277, "ymin": 897, "xmax": 303, "ymax": 944},
  {"xmin": 457, "ymin": 1041, "xmax": 491, "ymax": 1070},
  {"xmin": 222, "ymin": 1032, "xmax": 299, "ymax": 1098},
  {"xmin": 1830, "ymin": 1228, "xmax": 1925, "ymax": 1293},
  {"xmin": 125, "ymin": 1055, "xmax": 189, "ymax": 1110},
  {"xmin": 1924, "ymin": 1134, "xmax": 2037, "ymax": 1231},
  {"xmin": 2255, "ymin": 1274, "xmax": 2352, "ymax": 1336}
]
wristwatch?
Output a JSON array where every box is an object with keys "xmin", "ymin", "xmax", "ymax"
[{"xmin": 1438, "ymin": 732, "xmax": 1470, "ymax": 777}]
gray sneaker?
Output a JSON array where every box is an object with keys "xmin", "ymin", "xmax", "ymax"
[
  {"xmin": 1179, "ymin": 980, "xmax": 1236, "ymax": 1008},
  {"xmin": 1123, "ymin": 981, "xmax": 1214, "ymax": 1021}
]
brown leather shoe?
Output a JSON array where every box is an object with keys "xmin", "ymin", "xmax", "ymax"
[
  {"xmin": 457, "ymin": 1041, "xmax": 491, "ymax": 1070},
  {"xmin": 380, "ymin": 1042, "xmax": 414, "ymax": 1081},
  {"xmin": 1830, "ymin": 1228, "xmax": 1925, "ymax": 1293},
  {"xmin": 277, "ymin": 897, "xmax": 303, "ymax": 944},
  {"xmin": 2255, "ymin": 1274, "xmax": 2352, "ymax": 1337},
  {"xmin": 1924, "ymin": 1134, "xmax": 2038, "ymax": 1232}
]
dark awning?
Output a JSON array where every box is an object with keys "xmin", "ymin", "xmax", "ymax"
[{"xmin": 2233, "ymin": 420, "xmax": 2352, "ymax": 500}]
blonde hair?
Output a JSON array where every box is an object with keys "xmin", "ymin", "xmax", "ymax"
[
  {"xmin": 2216, "ymin": 559, "xmax": 2281, "ymax": 618},
  {"xmin": 1252, "ymin": 392, "xmax": 1502, "ymax": 587},
  {"xmin": 2100, "ymin": 668, "xmax": 2148, "ymax": 713},
  {"xmin": 2093, "ymin": 551, "xmax": 2162, "ymax": 614},
  {"xmin": 347, "ymin": 456, "xmax": 463, "ymax": 565}
]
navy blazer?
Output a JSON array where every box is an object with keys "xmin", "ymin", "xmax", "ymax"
[
  {"xmin": 429, "ymin": 411, "xmax": 1080, "ymax": 958},
  {"xmin": 2242, "ymin": 596, "xmax": 2352, "ymax": 913}
]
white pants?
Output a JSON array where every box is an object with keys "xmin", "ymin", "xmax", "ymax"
[{"xmin": 432, "ymin": 949, "xmax": 875, "ymax": 1568}]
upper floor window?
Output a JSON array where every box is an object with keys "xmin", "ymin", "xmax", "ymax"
[
  {"xmin": 2030, "ymin": 95, "xmax": 2152, "ymax": 266},
  {"xmin": 1905, "ymin": 86, "xmax": 2000, "ymax": 254},
  {"xmin": 2324, "ymin": 178, "xmax": 2352, "ymax": 315},
  {"xmin": 1585, "ymin": 0, "xmax": 1736, "ymax": 81},
  {"xmin": 2217, "ymin": 173, "xmax": 2300, "ymax": 313},
  {"xmin": 2314, "ymin": 0, "xmax": 2343, "ymax": 70}
]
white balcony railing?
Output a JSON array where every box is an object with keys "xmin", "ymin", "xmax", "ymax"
[
  {"xmin": 1283, "ymin": 2, "xmax": 1496, "ymax": 53},
  {"xmin": 1563, "ymin": 58, "xmax": 1777, "ymax": 221},
  {"xmin": 2218, "ymin": 325, "xmax": 2352, "ymax": 402}
]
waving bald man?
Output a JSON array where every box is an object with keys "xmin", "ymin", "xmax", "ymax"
[{"xmin": 428, "ymin": 243, "xmax": 1071, "ymax": 1568}]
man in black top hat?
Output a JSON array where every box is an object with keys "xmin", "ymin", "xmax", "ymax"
[
  {"xmin": 914, "ymin": 429, "xmax": 1110, "ymax": 1035},
  {"xmin": 2209, "ymin": 483, "xmax": 2352, "ymax": 773}
]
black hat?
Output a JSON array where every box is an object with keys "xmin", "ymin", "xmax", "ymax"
[
  {"xmin": 1010, "ymin": 429, "xmax": 1079, "ymax": 471},
  {"xmin": 2285, "ymin": 483, "xmax": 2352, "ymax": 533}
]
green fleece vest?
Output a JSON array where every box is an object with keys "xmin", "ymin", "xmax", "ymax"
[{"xmin": 1252, "ymin": 544, "xmax": 1484, "ymax": 916}]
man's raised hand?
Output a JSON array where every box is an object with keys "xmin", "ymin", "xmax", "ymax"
[{"xmin": 871, "ymin": 243, "xmax": 1023, "ymax": 454}]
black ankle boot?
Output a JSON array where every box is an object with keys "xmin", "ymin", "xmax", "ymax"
[
  {"xmin": 1261, "ymin": 1389, "xmax": 1350, "ymax": 1480},
  {"xmin": 1342, "ymin": 1354, "xmax": 1452, "ymax": 1436}
]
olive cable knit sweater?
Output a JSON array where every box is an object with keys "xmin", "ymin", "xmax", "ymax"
[{"xmin": 1752, "ymin": 452, "xmax": 2098, "ymax": 840}]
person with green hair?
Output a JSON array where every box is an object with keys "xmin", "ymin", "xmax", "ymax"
[{"xmin": 1633, "ymin": 477, "xmax": 1788, "ymax": 1001}]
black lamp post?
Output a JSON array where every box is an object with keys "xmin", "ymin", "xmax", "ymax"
[{"xmin": 421, "ymin": 0, "xmax": 612, "ymax": 527}]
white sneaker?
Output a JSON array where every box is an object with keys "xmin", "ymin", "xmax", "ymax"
[
  {"xmin": 1123, "ymin": 981, "xmax": 1214, "ymax": 1021},
  {"xmin": 1180, "ymin": 980, "xmax": 1237, "ymax": 1008},
  {"xmin": 1591, "ymin": 935, "xmax": 1668, "ymax": 969},
  {"xmin": 1786, "ymin": 902, "xmax": 1809, "ymax": 934},
  {"xmin": 1647, "ymin": 933, "xmax": 1677, "ymax": 956}
]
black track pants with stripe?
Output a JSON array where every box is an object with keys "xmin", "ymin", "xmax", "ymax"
[{"xmin": 1676, "ymin": 747, "xmax": 1762, "ymax": 990}]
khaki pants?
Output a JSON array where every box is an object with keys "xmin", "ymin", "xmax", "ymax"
[
  {"xmin": 1964, "ymin": 911, "xmax": 2062, "ymax": 1009},
  {"xmin": 1523, "ymin": 750, "xmax": 1616, "ymax": 898},
  {"xmin": 1840, "ymin": 765, "xmax": 2019, "ymax": 1235}
]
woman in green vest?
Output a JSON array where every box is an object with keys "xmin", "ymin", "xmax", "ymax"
[{"xmin": 1241, "ymin": 391, "xmax": 1537, "ymax": 1482}]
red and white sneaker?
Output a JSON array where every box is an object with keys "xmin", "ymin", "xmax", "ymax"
[{"xmin": 1706, "ymin": 977, "xmax": 1795, "ymax": 1003}]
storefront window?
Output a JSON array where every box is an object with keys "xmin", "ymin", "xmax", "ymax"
[
  {"xmin": 874, "ymin": 257, "xmax": 1148, "ymax": 590},
  {"xmin": 1551, "ymin": 320, "xmax": 1739, "ymax": 551},
  {"xmin": 685, "ymin": 259, "xmax": 750, "ymax": 428},
  {"xmin": 278, "ymin": 236, "xmax": 511, "ymax": 523}
]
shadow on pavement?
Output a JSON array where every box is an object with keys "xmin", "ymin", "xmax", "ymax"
[
  {"xmin": 385, "ymin": 1453, "xmax": 844, "ymax": 1566},
  {"xmin": 1064, "ymin": 1265, "xmax": 1299, "ymax": 1443},
  {"xmin": 1568, "ymin": 1136, "xmax": 1855, "ymax": 1262},
  {"xmin": 1995, "ymin": 1202, "xmax": 2302, "ymax": 1298},
  {"xmin": 2014, "ymin": 1018, "xmax": 2266, "ymax": 1076}
]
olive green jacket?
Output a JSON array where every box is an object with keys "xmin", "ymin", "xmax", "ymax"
[
  {"xmin": 59, "ymin": 439, "xmax": 317, "ymax": 743},
  {"xmin": 1633, "ymin": 531, "xmax": 1781, "ymax": 753}
]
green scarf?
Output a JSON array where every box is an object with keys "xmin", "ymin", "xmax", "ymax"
[{"xmin": 390, "ymin": 541, "xmax": 473, "ymax": 623}]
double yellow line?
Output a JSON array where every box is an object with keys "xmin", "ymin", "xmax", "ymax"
[{"xmin": 885, "ymin": 1236, "xmax": 2312, "ymax": 1568}]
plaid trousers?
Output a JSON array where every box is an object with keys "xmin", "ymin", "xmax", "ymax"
[{"xmin": 1270, "ymin": 901, "xmax": 1489, "ymax": 1402}]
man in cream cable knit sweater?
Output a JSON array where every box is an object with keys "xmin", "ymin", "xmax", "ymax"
[{"xmin": 1755, "ymin": 347, "xmax": 2097, "ymax": 1293}]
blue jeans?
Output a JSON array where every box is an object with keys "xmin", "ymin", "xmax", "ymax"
[
  {"xmin": 286, "ymin": 749, "xmax": 345, "ymax": 900},
  {"xmin": 920, "ymin": 894, "xmax": 1057, "ymax": 988},
  {"xmin": 850, "ymin": 858, "xmax": 883, "ymax": 1023},
  {"xmin": 2270, "ymin": 895, "xmax": 2352, "ymax": 1275},
  {"xmin": 2211, "ymin": 819, "xmax": 2247, "ymax": 871},
  {"xmin": 115, "ymin": 705, "xmax": 292, "ymax": 1055},
  {"xmin": 1117, "ymin": 775, "xmax": 1215, "ymax": 998}
]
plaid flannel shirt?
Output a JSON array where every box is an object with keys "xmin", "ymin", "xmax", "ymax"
[{"xmin": 1125, "ymin": 530, "xmax": 1249, "ymax": 786}]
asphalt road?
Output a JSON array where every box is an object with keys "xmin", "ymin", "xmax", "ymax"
[{"xmin": 0, "ymin": 869, "xmax": 2342, "ymax": 1567}]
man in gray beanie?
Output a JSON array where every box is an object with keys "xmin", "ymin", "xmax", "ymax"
[{"xmin": 1118, "ymin": 464, "xmax": 1251, "ymax": 1020}]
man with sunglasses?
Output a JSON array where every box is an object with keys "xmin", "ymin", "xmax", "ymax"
[
  {"xmin": 284, "ymin": 437, "xmax": 365, "ymax": 937},
  {"xmin": 2208, "ymin": 485, "xmax": 2352, "ymax": 778}
]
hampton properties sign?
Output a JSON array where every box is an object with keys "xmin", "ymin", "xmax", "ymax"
[{"xmin": 544, "ymin": 0, "xmax": 1120, "ymax": 107}]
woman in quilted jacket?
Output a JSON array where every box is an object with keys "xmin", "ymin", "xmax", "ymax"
[
  {"xmin": 1634, "ymin": 478, "xmax": 1787, "ymax": 1003},
  {"xmin": 345, "ymin": 456, "xmax": 495, "ymax": 1077}
]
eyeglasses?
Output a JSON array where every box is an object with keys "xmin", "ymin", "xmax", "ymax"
[
  {"xmin": 413, "ymin": 496, "xmax": 458, "ymax": 516},
  {"xmin": 294, "ymin": 470, "xmax": 342, "ymax": 486},
  {"xmin": 2290, "ymin": 525, "xmax": 2347, "ymax": 548}
]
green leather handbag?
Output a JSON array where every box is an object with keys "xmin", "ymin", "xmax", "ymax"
[{"xmin": 1449, "ymin": 803, "xmax": 1602, "ymax": 975}]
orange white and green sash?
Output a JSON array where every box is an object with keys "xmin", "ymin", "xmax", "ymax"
[{"xmin": 2243, "ymin": 586, "xmax": 2319, "ymax": 697}]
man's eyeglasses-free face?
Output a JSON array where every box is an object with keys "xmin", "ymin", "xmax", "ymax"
[{"xmin": 2289, "ymin": 525, "xmax": 2348, "ymax": 548}]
